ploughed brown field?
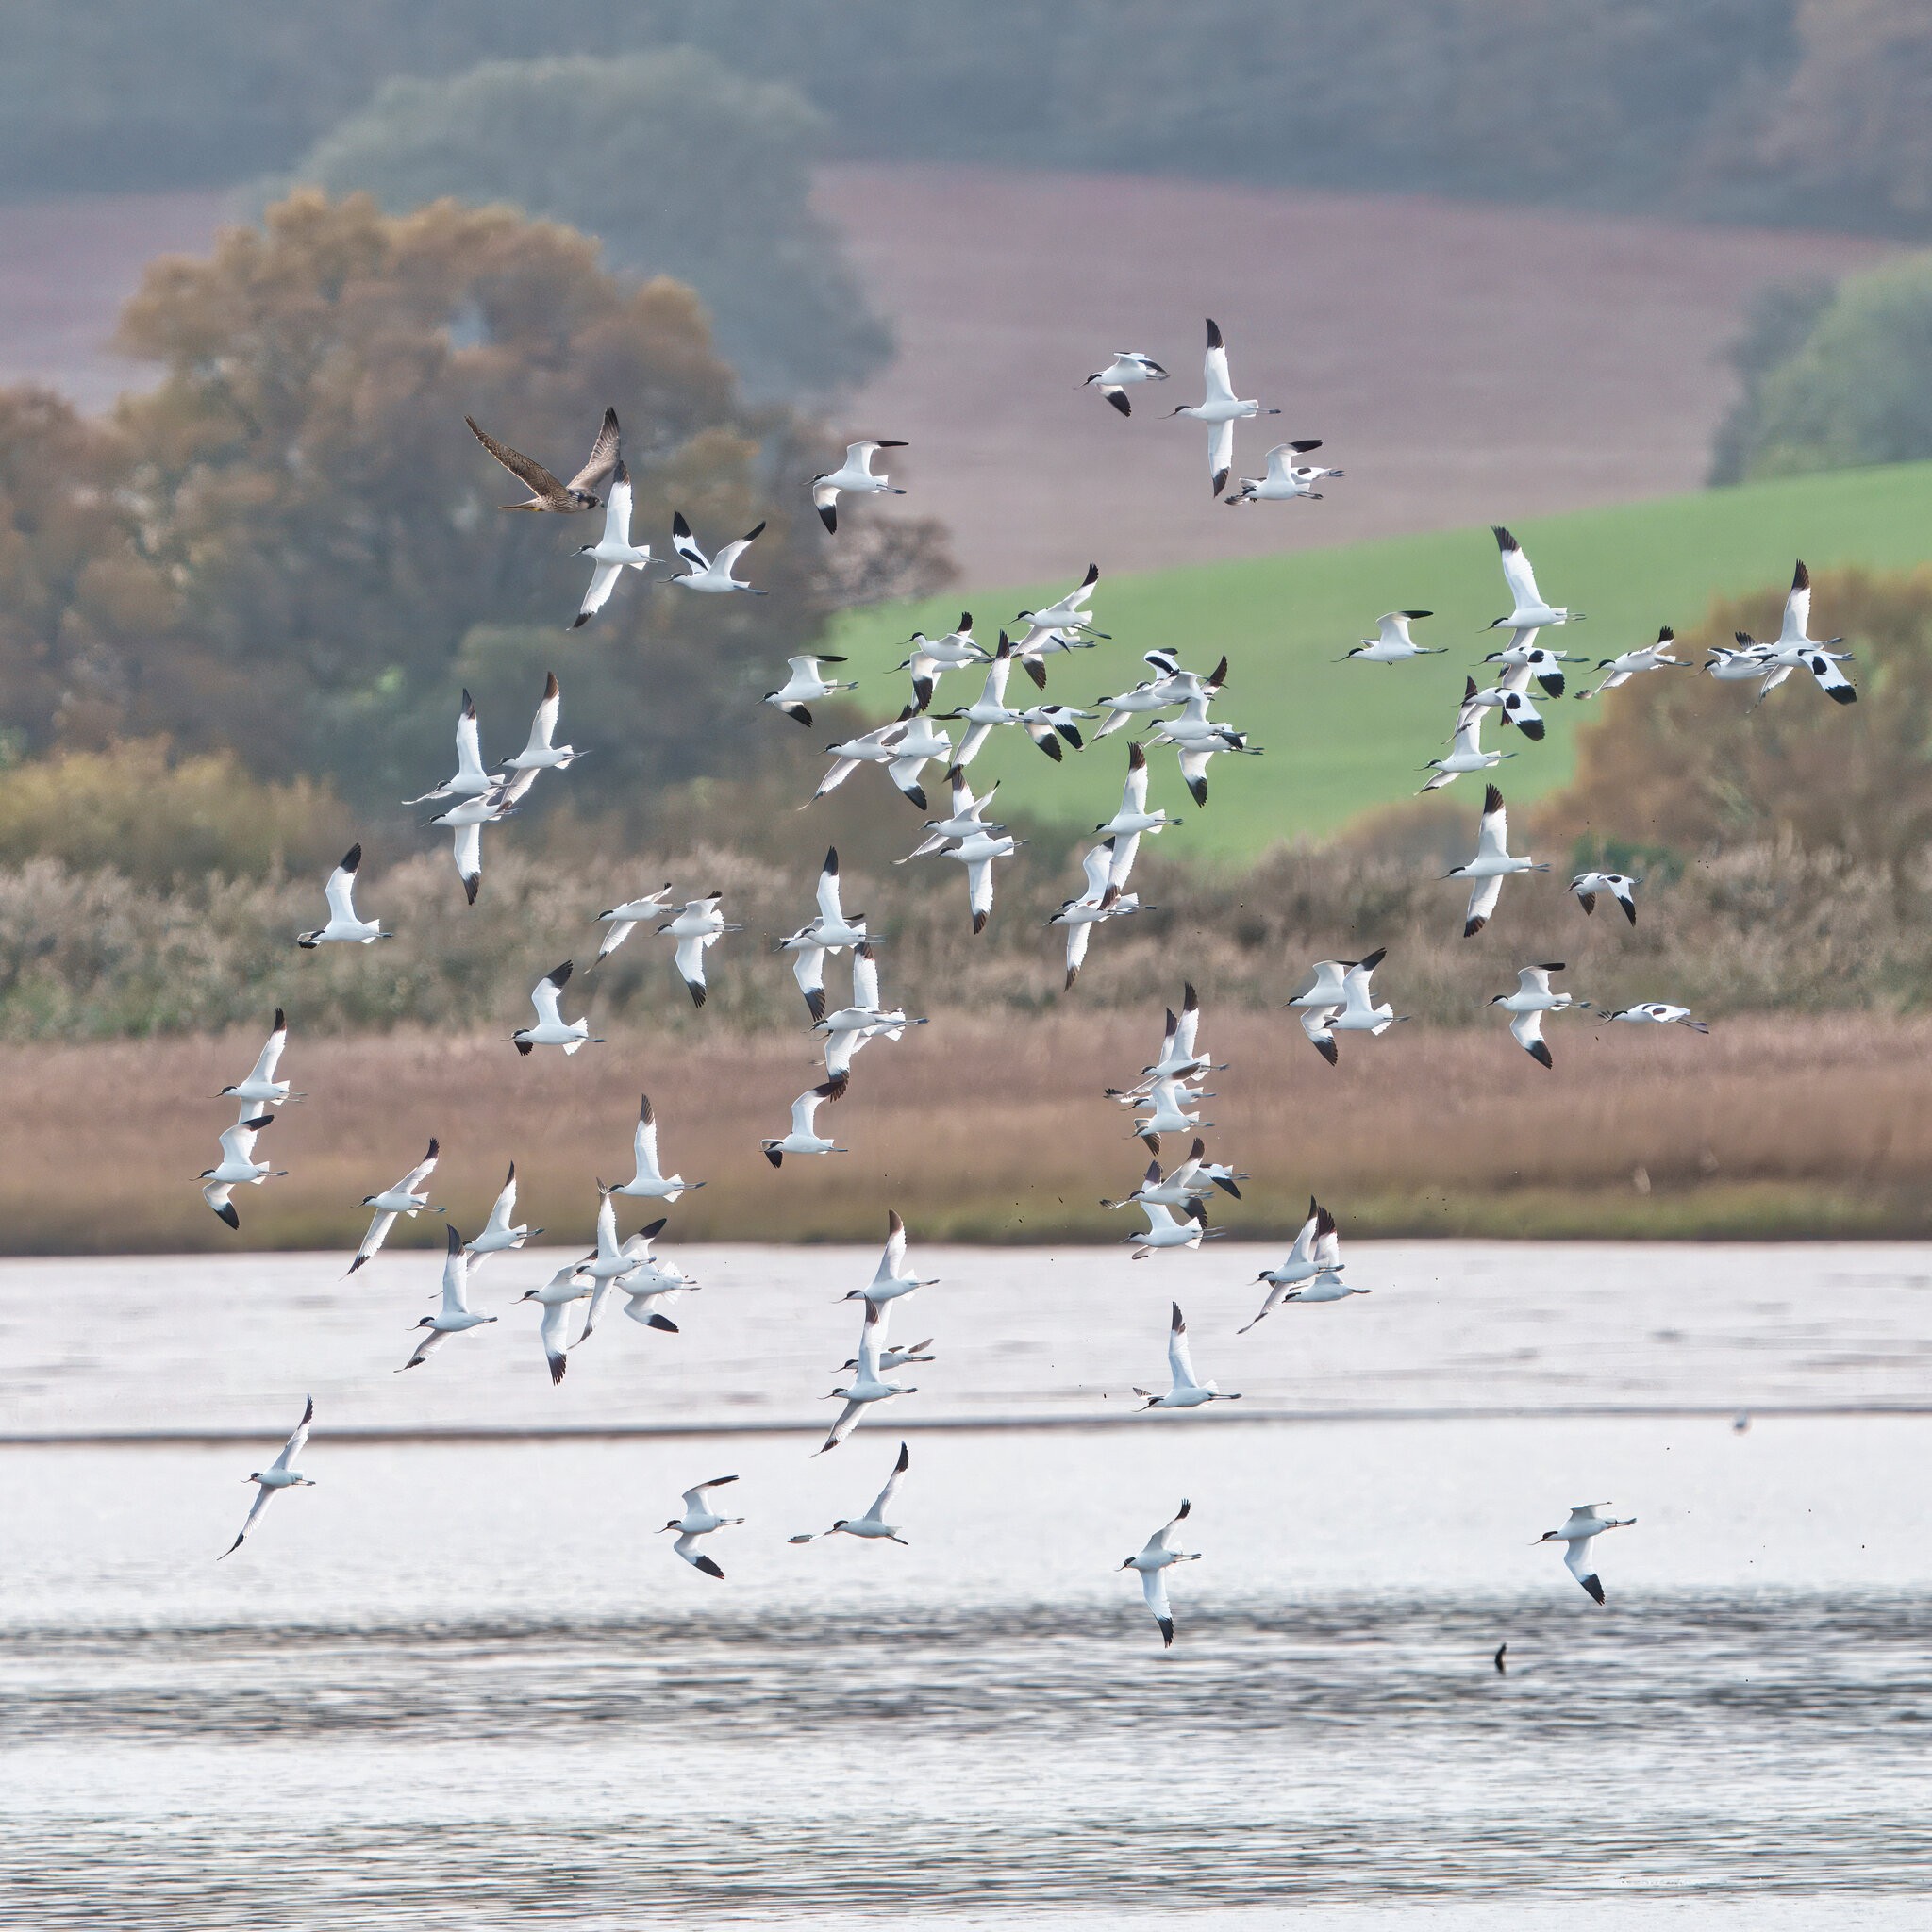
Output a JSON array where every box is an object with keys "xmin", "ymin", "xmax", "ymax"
[
  {"xmin": 815, "ymin": 164, "xmax": 1893, "ymax": 582},
  {"xmin": 25, "ymin": 1012, "xmax": 1932, "ymax": 1254},
  {"xmin": 0, "ymin": 173, "xmax": 1891, "ymax": 586}
]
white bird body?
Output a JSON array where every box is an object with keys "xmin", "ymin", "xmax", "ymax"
[
  {"xmin": 668, "ymin": 512, "xmax": 765, "ymax": 593},
  {"xmin": 427, "ymin": 764, "xmax": 535, "ymax": 905},
  {"xmin": 571, "ymin": 463, "xmax": 654, "ymax": 627},
  {"xmin": 1570, "ymin": 871, "xmax": 1639, "ymax": 925},
  {"xmin": 1448, "ymin": 786, "xmax": 1545, "ymax": 937},
  {"xmin": 823, "ymin": 1440, "xmax": 911, "ymax": 1541},
  {"xmin": 1578, "ymin": 627, "xmax": 1686, "ymax": 699},
  {"xmin": 1010, "ymin": 564, "xmax": 1105, "ymax": 642},
  {"xmin": 762, "ymin": 1083, "xmax": 847, "ymax": 1165},
  {"xmin": 199, "ymin": 1114, "xmax": 282, "ymax": 1230},
  {"xmin": 1172, "ymin": 321, "xmax": 1278, "ymax": 496},
  {"xmin": 512, "ymin": 959, "xmax": 599, "ymax": 1053},
  {"xmin": 1490, "ymin": 525, "xmax": 1582, "ymax": 628},
  {"xmin": 519, "ymin": 1260, "xmax": 593, "ymax": 1384},
  {"xmin": 297, "ymin": 844, "xmax": 391, "ymax": 947},
  {"xmin": 614, "ymin": 1092, "xmax": 702, "ymax": 1202},
  {"xmin": 1120, "ymin": 1499, "xmax": 1200, "ymax": 1647},
  {"xmin": 582, "ymin": 1186, "xmax": 648, "ymax": 1286},
  {"xmin": 1133, "ymin": 1075, "xmax": 1210, "ymax": 1151},
  {"xmin": 1603, "ymin": 1002, "xmax": 1709, "ymax": 1032},
  {"xmin": 400, "ymin": 1225, "xmax": 498, "ymax": 1369},
  {"xmin": 897, "ymin": 614, "xmax": 990, "ymax": 711},
  {"xmin": 466, "ymin": 1162, "xmax": 539, "ymax": 1255},
  {"xmin": 503, "ymin": 672, "xmax": 581, "ymax": 772},
  {"xmin": 845, "ymin": 1209, "xmax": 936, "ymax": 1309},
  {"xmin": 812, "ymin": 440, "xmax": 908, "ymax": 533},
  {"xmin": 593, "ymin": 881, "xmax": 674, "ymax": 962},
  {"xmin": 1538, "ymin": 1503, "xmax": 1635, "ymax": 1605},
  {"xmin": 1332, "ymin": 950, "xmax": 1399, "ymax": 1033},
  {"xmin": 764, "ymin": 653, "xmax": 857, "ymax": 727},
  {"xmin": 939, "ymin": 641, "xmax": 1025, "ymax": 764},
  {"xmin": 657, "ymin": 895, "xmax": 739, "ymax": 1008},
  {"xmin": 942, "ymin": 828, "xmax": 1022, "ymax": 935},
  {"xmin": 1225, "ymin": 440, "xmax": 1342, "ymax": 504},
  {"xmin": 819, "ymin": 1299, "xmax": 915, "ymax": 1452},
  {"xmin": 1095, "ymin": 740, "xmax": 1180, "ymax": 839},
  {"xmin": 1491, "ymin": 963, "xmax": 1574, "ymax": 1069},
  {"xmin": 219, "ymin": 1009, "xmax": 300, "ymax": 1109},
  {"xmin": 1127, "ymin": 1198, "xmax": 1214, "ymax": 1257},
  {"xmin": 885, "ymin": 713, "xmax": 953, "ymax": 805},
  {"xmin": 1730, "ymin": 571, "xmax": 1857, "ymax": 703},
  {"xmin": 814, "ymin": 716, "xmax": 916, "ymax": 803},
  {"xmin": 349, "ymin": 1138, "xmax": 441, "ymax": 1274},
  {"xmin": 1290, "ymin": 1268, "xmax": 1360, "ymax": 1304},
  {"xmin": 899, "ymin": 766, "xmax": 1004, "ymax": 860},
  {"xmin": 1084, "ymin": 351, "xmax": 1169, "ymax": 415},
  {"xmin": 1422, "ymin": 708, "xmax": 1512, "ymax": 791},
  {"xmin": 403, "ymin": 691, "xmax": 502, "ymax": 804},
  {"xmin": 1140, "ymin": 982, "xmax": 1215, "ymax": 1085},
  {"xmin": 1457, "ymin": 675, "xmax": 1548, "ymax": 743},
  {"xmin": 220, "ymin": 1396, "xmax": 315, "ymax": 1557},
  {"xmin": 1241, "ymin": 1198, "xmax": 1346, "ymax": 1329},
  {"xmin": 1344, "ymin": 610, "xmax": 1440, "ymax": 663},
  {"xmin": 1135, "ymin": 1303, "xmax": 1239, "ymax": 1407},
  {"xmin": 1704, "ymin": 640, "xmax": 1776, "ymax": 684},
  {"xmin": 663, "ymin": 1476, "xmax": 743, "ymax": 1578}
]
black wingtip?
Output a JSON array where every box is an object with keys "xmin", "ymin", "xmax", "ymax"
[
  {"xmin": 693, "ymin": 1554, "xmax": 724, "ymax": 1579},
  {"xmin": 1158, "ymin": 1617, "xmax": 1174, "ymax": 1648},
  {"xmin": 213, "ymin": 1202, "xmax": 240, "ymax": 1231},
  {"xmin": 341, "ymin": 842, "xmax": 362, "ymax": 872},
  {"xmin": 1204, "ymin": 318, "xmax": 1222, "ymax": 348},
  {"xmin": 1580, "ymin": 1573, "xmax": 1606, "ymax": 1606},
  {"xmin": 1527, "ymin": 1039, "xmax": 1553, "ymax": 1070}
]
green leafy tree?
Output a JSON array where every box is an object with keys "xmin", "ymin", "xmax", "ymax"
[
  {"xmin": 280, "ymin": 51, "xmax": 891, "ymax": 399},
  {"xmin": 1724, "ymin": 255, "xmax": 1932, "ymax": 477}
]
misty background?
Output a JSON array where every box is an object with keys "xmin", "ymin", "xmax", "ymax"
[{"xmin": 0, "ymin": 0, "xmax": 1928, "ymax": 1068}]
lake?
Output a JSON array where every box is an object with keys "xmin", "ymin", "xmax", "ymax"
[{"xmin": 2, "ymin": 1242, "xmax": 1929, "ymax": 1927}]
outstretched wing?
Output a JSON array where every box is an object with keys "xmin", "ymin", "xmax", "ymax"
[
  {"xmin": 565, "ymin": 406, "xmax": 623, "ymax": 498},
  {"xmin": 466, "ymin": 416, "xmax": 566, "ymax": 500},
  {"xmin": 269, "ymin": 1395, "xmax": 314, "ymax": 1474},
  {"xmin": 870, "ymin": 1440, "xmax": 910, "ymax": 1520}
]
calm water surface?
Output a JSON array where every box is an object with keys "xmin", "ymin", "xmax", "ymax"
[{"xmin": 2, "ymin": 1243, "xmax": 1930, "ymax": 1926}]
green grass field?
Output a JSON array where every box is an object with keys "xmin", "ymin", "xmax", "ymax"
[{"xmin": 828, "ymin": 462, "xmax": 1932, "ymax": 863}]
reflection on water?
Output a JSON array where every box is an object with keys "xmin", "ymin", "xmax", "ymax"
[{"xmin": 6, "ymin": 1593, "xmax": 1932, "ymax": 1926}]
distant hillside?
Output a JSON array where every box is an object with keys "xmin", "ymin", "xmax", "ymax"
[{"xmin": 827, "ymin": 462, "xmax": 1932, "ymax": 862}]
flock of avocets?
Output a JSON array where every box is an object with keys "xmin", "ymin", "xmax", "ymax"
[{"xmin": 212, "ymin": 322, "xmax": 1856, "ymax": 1640}]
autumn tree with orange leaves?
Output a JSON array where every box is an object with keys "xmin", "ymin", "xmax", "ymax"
[{"xmin": 0, "ymin": 190, "xmax": 946, "ymax": 819}]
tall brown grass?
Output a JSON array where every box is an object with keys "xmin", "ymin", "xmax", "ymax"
[
  {"xmin": 4, "ymin": 829, "xmax": 1929, "ymax": 1043},
  {"xmin": 16, "ymin": 1009, "xmax": 1932, "ymax": 1253}
]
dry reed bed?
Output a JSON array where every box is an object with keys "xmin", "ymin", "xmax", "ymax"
[
  {"xmin": 8, "ymin": 838, "xmax": 1932, "ymax": 1043},
  {"xmin": 12, "ymin": 1011, "xmax": 1932, "ymax": 1253}
]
